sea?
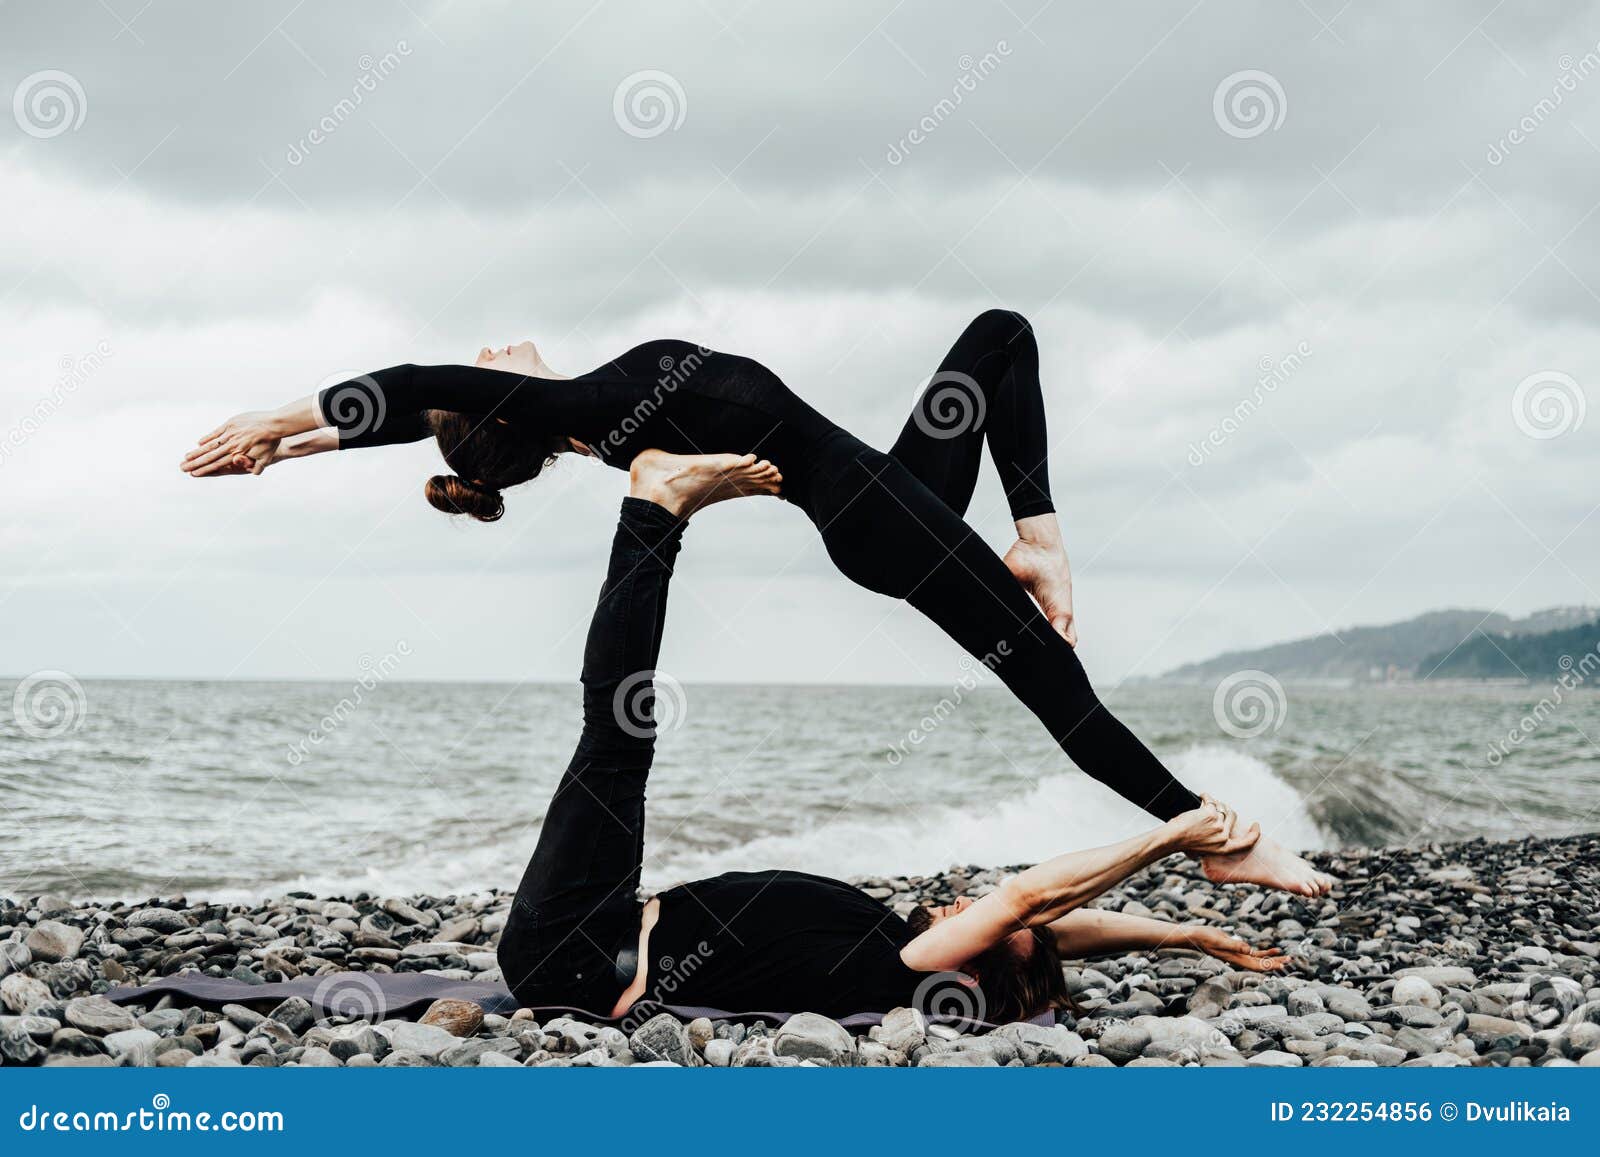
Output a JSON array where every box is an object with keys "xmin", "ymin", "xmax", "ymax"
[{"xmin": 1, "ymin": 678, "xmax": 1596, "ymax": 903}]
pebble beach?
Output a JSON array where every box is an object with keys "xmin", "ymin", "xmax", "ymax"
[{"xmin": 4, "ymin": 833, "xmax": 1599, "ymax": 1069}]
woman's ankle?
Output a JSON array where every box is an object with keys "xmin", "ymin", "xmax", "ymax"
[{"xmin": 1014, "ymin": 512, "xmax": 1063, "ymax": 550}]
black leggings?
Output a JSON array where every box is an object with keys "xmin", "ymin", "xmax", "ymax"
[
  {"xmin": 496, "ymin": 497, "xmax": 685, "ymax": 1013},
  {"xmin": 810, "ymin": 310, "xmax": 1201, "ymax": 821}
]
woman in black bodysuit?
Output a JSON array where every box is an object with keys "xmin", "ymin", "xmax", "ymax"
[{"xmin": 181, "ymin": 310, "xmax": 1332, "ymax": 897}]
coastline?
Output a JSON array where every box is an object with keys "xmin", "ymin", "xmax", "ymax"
[{"xmin": 3, "ymin": 833, "xmax": 1598, "ymax": 1068}]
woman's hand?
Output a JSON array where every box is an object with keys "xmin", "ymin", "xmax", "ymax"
[
  {"xmin": 1164, "ymin": 795, "xmax": 1261, "ymax": 856},
  {"xmin": 182, "ymin": 411, "xmax": 285, "ymax": 477}
]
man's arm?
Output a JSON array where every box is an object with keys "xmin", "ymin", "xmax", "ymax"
[
  {"xmin": 1048, "ymin": 907, "xmax": 1289, "ymax": 973},
  {"xmin": 900, "ymin": 798, "xmax": 1258, "ymax": 973}
]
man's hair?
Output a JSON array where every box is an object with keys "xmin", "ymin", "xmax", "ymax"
[
  {"xmin": 969, "ymin": 928, "xmax": 1072, "ymax": 1023},
  {"xmin": 907, "ymin": 905, "xmax": 1073, "ymax": 1023}
]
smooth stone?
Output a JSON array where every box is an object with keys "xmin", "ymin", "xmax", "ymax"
[
  {"xmin": 630, "ymin": 1013, "xmax": 696, "ymax": 1066},
  {"xmin": 268, "ymin": 996, "xmax": 315, "ymax": 1035},
  {"xmin": 1, "ymin": 973, "xmax": 54, "ymax": 1013},
  {"xmin": 378, "ymin": 1049, "xmax": 431, "ymax": 1067},
  {"xmin": 385, "ymin": 1022, "xmax": 459, "ymax": 1061},
  {"xmin": 102, "ymin": 1027, "xmax": 161, "ymax": 1060},
  {"xmin": 47, "ymin": 1027, "xmax": 106, "ymax": 1056},
  {"xmin": 1319, "ymin": 988, "xmax": 1373, "ymax": 1021},
  {"xmin": 64, "ymin": 995, "xmax": 135, "ymax": 1035},
  {"xmin": 994, "ymin": 1022, "xmax": 1088, "ymax": 1063},
  {"xmin": 878, "ymin": 1007, "xmax": 927, "ymax": 1053},
  {"xmin": 1390, "ymin": 976, "xmax": 1441, "ymax": 1009},
  {"xmin": 918, "ymin": 1050, "xmax": 999, "ymax": 1067},
  {"xmin": 136, "ymin": 1009, "xmax": 186, "ymax": 1037},
  {"xmin": 440, "ymin": 1037, "xmax": 519, "ymax": 1067},
  {"xmin": 773, "ymin": 1012, "xmax": 855, "ymax": 1067},
  {"xmin": 686, "ymin": 1017, "xmax": 714, "ymax": 1051},
  {"xmin": 1, "ymin": 1027, "xmax": 43, "ymax": 1066},
  {"xmin": 1247, "ymin": 1049, "xmax": 1303, "ymax": 1067},
  {"xmin": 703, "ymin": 1038, "xmax": 735, "ymax": 1067},
  {"xmin": 25, "ymin": 921, "xmax": 84, "ymax": 964},
  {"xmin": 419, "ymin": 998, "xmax": 483, "ymax": 1037},
  {"xmin": 126, "ymin": 909, "xmax": 191, "ymax": 934},
  {"xmin": 222, "ymin": 1004, "xmax": 264, "ymax": 1030},
  {"xmin": 1096, "ymin": 1022, "xmax": 1152, "ymax": 1065},
  {"xmin": 329, "ymin": 1024, "xmax": 389, "ymax": 1062},
  {"xmin": 1392, "ymin": 966, "xmax": 1476, "ymax": 988}
]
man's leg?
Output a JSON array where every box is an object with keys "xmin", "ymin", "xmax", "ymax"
[{"xmin": 496, "ymin": 452, "xmax": 781, "ymax": 1010}]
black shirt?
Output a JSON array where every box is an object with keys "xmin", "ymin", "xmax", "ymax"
[
  {"xmin": 642, "ymin": 870, "xmax": 927, "ymax": 1016},
  {"xmin": 316, "ymin": 342, "xmax": 840, "ymax": 504}
]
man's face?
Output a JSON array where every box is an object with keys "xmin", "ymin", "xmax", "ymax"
[{"xmin": 906, "ymin": 895, "xmax": 975, "ymax": 934}]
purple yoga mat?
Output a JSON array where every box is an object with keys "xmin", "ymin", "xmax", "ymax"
[{"xmin": 104, "ymin": 970, "xmax": 1044, "ymax": 1031}]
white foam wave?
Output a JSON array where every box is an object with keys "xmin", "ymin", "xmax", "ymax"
[
  {"xmin": 644, "ymin": 744, "xmax": 1327, "ymax": 888},
  {"xmin": 211, "ymin": 745, "xmax": 1325, "ymax": 903}
]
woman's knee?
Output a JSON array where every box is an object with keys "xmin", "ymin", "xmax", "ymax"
[{"xmin": 971, "ymin": 308, "xmax": 1033, "ymax": 342}]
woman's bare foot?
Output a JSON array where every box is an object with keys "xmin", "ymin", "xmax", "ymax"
[
  {"xmin": 1187, "ymin": 926, "xmax": 1290, "ymax": 973},
  {"xmin": 629, "ymin": 450, "xmax": 782, "ymax": 517},
  {"xmin": 1200, "ymin": 833, "xmax": 1336, "ymax": 898},
  {"xmin": 1004, "ymin": 514, "xmax": 1076, "ymax": 645}
]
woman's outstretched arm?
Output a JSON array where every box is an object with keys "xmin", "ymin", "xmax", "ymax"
[{"xmin": 180, "ymin": 396, "xmax": 326, "ymax": 477}]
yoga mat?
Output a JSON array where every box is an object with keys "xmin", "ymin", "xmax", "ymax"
[{"xmin": 104, "ymin": 971, "xmax": 1044, "ymax": 1031}]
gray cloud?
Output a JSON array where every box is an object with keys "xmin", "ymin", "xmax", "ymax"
[{"xmin": 2, "ymin": 1, "xmax": 1597, "ymax": 683}]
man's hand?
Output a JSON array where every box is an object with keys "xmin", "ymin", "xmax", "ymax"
[
  {"xmin": 1164, "ymin": 795, "xmax": 1261, "ymax": 856},
  {"xmin": 1187, "ymin": 925, "xmax": 1289, "ymax": 972}
]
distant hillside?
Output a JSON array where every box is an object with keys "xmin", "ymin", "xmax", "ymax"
[
  {"xmin": 1160, "ymin": 606, "xmax": 1598, "ymax": 683},
  {"xmin": 1420, "ymin": 617, "xmax": 1600, "ymax": 680}
]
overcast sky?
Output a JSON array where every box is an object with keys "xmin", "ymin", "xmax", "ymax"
[{"xmin": 2, "ymin": 0, "xmax": 1597, "ymax": 686}]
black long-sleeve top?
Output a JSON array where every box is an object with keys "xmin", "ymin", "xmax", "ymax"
[{"xmin": 316, "ymin": 339, "xmax": 839, "ymax": 502}]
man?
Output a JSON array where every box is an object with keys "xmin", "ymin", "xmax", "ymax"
[{"xmin": 496, "ymin": 452, "xmax": 1282, "ymax": 1025}]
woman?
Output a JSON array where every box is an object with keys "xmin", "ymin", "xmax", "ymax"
[
  {"xmin": 499, "ymin": 458, "xmax": 1282, "ymax": 1023},
  {"xmin": 181, "ymin": 309, "xmax": 1332, "ymax": 897}
]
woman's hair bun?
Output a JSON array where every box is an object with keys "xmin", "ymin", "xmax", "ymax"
[{"xmin": 425, "ymin": 474, "xmax": 505, "ymax": 522}]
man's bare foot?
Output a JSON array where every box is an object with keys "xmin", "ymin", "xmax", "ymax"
[
  {"xmin": 1188, "ymin": 926, "xmax": 1290, "ymax": 973},
  {"xmin": 1004, "ymin": 514, "xmax": 1076, "ymax": 645},
  {"xmin": 629, "ymin": 450, "xmax": 782, "ymax": 517},
  {"xmin": 1200, "ymin": 833, "xmax": 1336, "ymax": 898}
]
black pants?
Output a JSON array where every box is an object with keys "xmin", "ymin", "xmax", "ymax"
[
  {"xmin": 496, "ymin": 497, "xmax": 685, "ymax": 1013},
  {"xmin": 809, "ymin": 310, "xmax": 1202, "ymax": 820}
]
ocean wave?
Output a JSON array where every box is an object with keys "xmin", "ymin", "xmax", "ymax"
[{"xmin": 644, "ymin": 744, "xmax": 1327, "ymax": 889}]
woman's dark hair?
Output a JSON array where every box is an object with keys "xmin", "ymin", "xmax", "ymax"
[{"xmin": 424, "ymin": 409, "xmax": 563, "ymax": 523}]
